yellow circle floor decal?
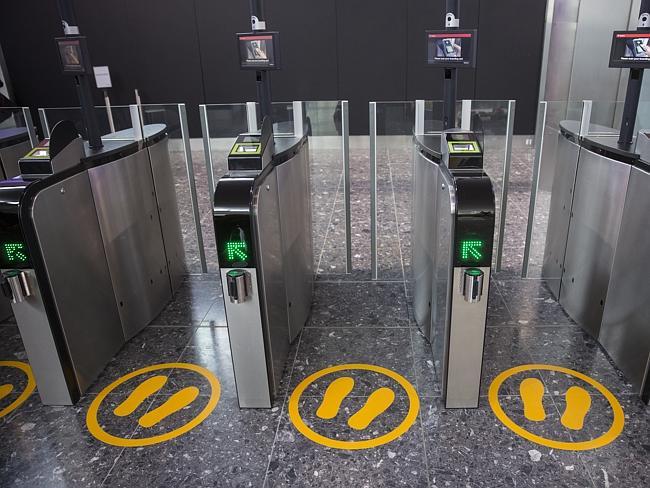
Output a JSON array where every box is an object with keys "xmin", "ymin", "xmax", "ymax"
[
  {"xmin": 0, "ymin": 360, "xmax": 36, "ymax": 418},
  {"xmin": 289, "ymin": 363, "xmax": 420, "ymax": 450},
  {"xmin": 488, "ymin": 364, "xmax": 624, "ymax": 451},
  {"xmin": 87, "ymin": 363, "xmax": 220, "ymax": 447}
]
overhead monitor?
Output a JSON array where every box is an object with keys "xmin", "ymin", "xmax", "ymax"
[
  {"xmin": 237, "ymin": 32, "xmax": 280, "ymax": 70},
  {"xmin": 55, "ymin": 36, "xmax": 92, "ymax": 75},
  {"xmin": 609, "ymin": 31, "xmax": 650, "ymax": 68},
  {"xmin": 426, "ymin": 30, "xmax": 477, "ymax": 68}
]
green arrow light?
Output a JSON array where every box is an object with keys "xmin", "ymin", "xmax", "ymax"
[
  {"xmin": 226, "ymin": 241, "xmax": 249, "ymax": 263},
  {"xmin": 460, "ymin": 239, "xmax": 483, "ymax": 262},
  {"xmin": 3, "ymin": 243, "xmax": 28, "ymax": 263}
]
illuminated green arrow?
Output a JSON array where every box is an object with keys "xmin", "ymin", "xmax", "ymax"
[
  {"xmin": 4, "ymin": 243, "xmax": 27, "ymax": 263},
  {"xmin": 226, "ymin": 241, "xmax": 249, "ymax": 262},
  {"xmin": 461, "ymin": 240, "xmax": 483, "ymax": 261}
]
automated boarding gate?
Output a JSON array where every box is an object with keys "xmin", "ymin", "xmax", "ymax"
[
  {"xmin": 213, "ymin": 118, "xmax": 312, "ymax": 409},
  {"xmin": 0, "ymin": 120, "xmax": 185, "ymax": 405},
  {"xmin": 412, "ymin": 129, "xmax": 495, "ymax": 408}
]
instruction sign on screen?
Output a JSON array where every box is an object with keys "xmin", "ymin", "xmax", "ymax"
[
  {"xmin": 55, "ymin": 37, "xmax": 91, "ymax": 74},
  {"xmin": 238, "ymin": 32, "xmax": 280, "ymax": 70},
  {"xmin": 609, "ymin": 31, "xmax": 650, "ymax": 68},
  {"xmin": 426, "ymin": 30, "xmax": 477, "ymax": 68}
]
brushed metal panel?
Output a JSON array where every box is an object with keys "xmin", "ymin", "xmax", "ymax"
[
  {"xmin": 253, "ymin": 169, "xmax": 290, "ymax": 400},
  {"xmin": 543, "ymin": 0, "xmax": 579, "ymax": 102},
  {"xmin": 7, "ymin": 269, "xmax": 75, "ymax": 405},
  {"xmin": 560, "ymin": 148, "xmax": 630, "ymax": 337},
  {"xmin": 220, "ymin": 268, "xmax": 271, "ymax": 408},
  {"xmin": 568, "ymin": 0, "xmax": 631, "ymax": 116},
  {"xmin": 542, "ymin": 132, "xmax": 580, "ymax": 298},
  {"xmin": 446, "ymin": 267, "xmax": 490, "ymax": 409},
  {"xmin": 276, "ymin": 142, "xmax": 313, "ymax": 341},
  {"xmin": 0, "ymin": 139, "xmax": 30, "ymax": 178},
  {"xmin": 432, "ymin": 167, "xmax": 455, "ymax": 394},
  {"xmin": 148, "ymin": 137, "xmax": 186, "ymax": 293},
  {"xmin": 600, "ymin": 166, "xmax": 650, "ymax": 399},
  {"xmin": 33, "ymin": 171, "xmax": 123, "ymax": 395},
  {"xmin": 411, "ymin": 149, "xmax": 438, "ymax": 339},
  {"xmin": 89, "ymin": 149, "xmax": 171, "ymax": 340}
]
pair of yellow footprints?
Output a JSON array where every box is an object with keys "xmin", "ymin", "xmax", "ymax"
[
  {"xmin": 520, "ymin": 377, "xmax": 591, "ymax": 430},
  {"xmin": 113, "ymin": 375, "xmax": 199, "ymax": 428},
  {"xmin": 316, "ymin": 376, "xmax": 395, "ymax": 430}
]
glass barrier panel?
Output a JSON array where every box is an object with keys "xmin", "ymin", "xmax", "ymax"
[
  {"xmin": 303, "ymin": 101, "xmax": 346, "ymax": 276},
  {"xmin": 373, "ymin": 101, "xmax": 415, "ymax": 281},
  {"xmin": 524, "ymin": 100, "xmax": 585, "ymax": 278},
  {"xmin": 40, "ymin": 106, "xmax": 133, "ymax": 138},
  {"xmin": 0, "ymin": 107, "xmax": 28, "ymax": 131}
]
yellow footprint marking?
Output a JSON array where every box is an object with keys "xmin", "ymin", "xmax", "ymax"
[
  {"xmin": 561, "ymin": 386, "xmax": 591, "ymax": 431},
  {"xmin": 348, "ymin": 387, "xmax": 395, "ymax": 430},
  {"xmin": 0, "ymin": 384, "xmax": 13, "ymax": 402},
  {"xmin": 316, "ymin": 376, "xmax": 355, "ymax": 420},
  {"xmin": 114, "ymin": 375, "xmax": 168, "ymax": 417},
  {"xmin": 520, "ymin": 377, "xmax": 546, "ymax": 422},
  {"xmin": 138, "ymin": 386, "xmax": 200, "ymax": 428}
]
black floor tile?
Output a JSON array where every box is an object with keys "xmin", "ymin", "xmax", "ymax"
[
  {"xmin": 308, "ymin": 282, "xmax": 410, "ymax": 328},
  {"xmin": 86, "ymin": 326, "xmax": 197, "ymax": 395},
  {"xmin": 151, "ymin": 280, "xmax": 220, "ymax": 326},
  {"xmin": 265, "ymin": 397, "xmax": 428, "ymax": 487},
  {"xmin": 422, "ymin": 397, "xmax": 595, "ymax": 487},
  {"xmin": 103, "ymin": 397, "xmax": 279, "ymax": 488},
  {"xmin": 496, "ymin": 279, "xmax": 576, "ymax": 326},
  {"xmin": 289, "ymin": 328, "xmax": 416, "ymax": 399}
]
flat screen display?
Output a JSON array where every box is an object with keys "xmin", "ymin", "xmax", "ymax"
[
  {"xmin": 426, "ymin": 30, "xmax": 477, "ymax": 68},
  {"xmin": 57, "ymin": 39, "xmax": 86, "ymax": 73},
  {"xmin": 238, "ymin": 32, "xmax": 280, "ymax": 70},
  {"xmin": 609, "ymin": 31, "xmax": 650, "ymax": 68}
]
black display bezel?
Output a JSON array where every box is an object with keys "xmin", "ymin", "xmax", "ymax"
[
  {"xmin": 609, "ymin": 30, "xmax": 650, "ymax": 68},
  {"xmin": 426, "ymin": 29, "xmax": 477, "ymax": 69},
  {"xmin": 237, "ymin": 31, "xmax": 281, "ymax": 70},
  {"xmin": 55, "ymin": 36, "xmax": 93, "ymax": 75}
]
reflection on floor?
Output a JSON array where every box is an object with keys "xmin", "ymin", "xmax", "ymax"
[{"xmin": 0, "ymin": 136, "xmax": 648, "ymax": 487}]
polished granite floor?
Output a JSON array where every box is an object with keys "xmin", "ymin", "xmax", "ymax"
[{"xmin": 0, "ymin": 136, "xmax": 648, "ymax": 487}]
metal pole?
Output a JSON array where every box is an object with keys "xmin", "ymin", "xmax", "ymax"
[
  {"xmin": 21, "ymin": 108, "xmax": 38, "ymax": 147},
  {"xmin": 369, "ymin": 102, "xmax": 378, "ymax": 280},
  {"xmin": 104, "ymin": 89, "xmax": 115, "ymax": 133},
  {"xmin": 342, "ymin": 101, "xmax": 352, "ymax": 273},
  {"xmin": 179, "ymin": 104, "xmax": 208, "ymax": 273},
  {"xmin": 249, "ymin": 0, "xmax": 272, "ymax": 122},
  {"xmin": 618, "ymin": 0, "xmax": 650, "ymax": 145},
  {"xmin": 56, "ymin": 0, "xmax": 102, "ymax": 149},
  {"xmin": 495, "ymin": 100, "xmax": 516, "ymax": 272},
  {"xmin": 414, "ymin": 99, "xmax": 425, "ymax": 135},
  {"xmin": 199, "ymin": 105, "xmax": 216, "ymax": 201},
  {"xmin": 443, "ymin": 0, "xmax": 459, "ymax": 130},
  {"xmin": 522, "ymin": 101, "xmax": 547, "ymax": 278}
]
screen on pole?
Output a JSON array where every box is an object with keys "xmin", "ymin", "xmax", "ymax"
[
  {"xmin": 609, "ymin": 31, "xmax": 650, "ymax": 68},
  {"xmin": 426, "ymin": 30, "xmax": 477, "ymax": 68},
  {"xmin": 237, "ymin": 32, "xmax": 280, "ymax": 70}
]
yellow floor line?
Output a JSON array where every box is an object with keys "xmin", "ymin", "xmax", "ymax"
[
  {"xmin": 520, "ymin": 377, "xmax": 546, "ymax": 422},
  {"xmin": 114, "ymin": 375, "xmax": 168, "ymax": 417},
  {"xmin": 0, "ymin": 384, "xmax": 13, "ymax": 402},
  {"xmin": 348, "ymin": 387, "xmax": 395, "ymax": 430},
  {"xmin": 138, "ymin": 386, "xmax": 200, "ymax": 428},
  {"xmin": 316, "ymin": 376, "xmax": 355, "ymax": 420},
  {"xmin": 561, "ymin": 386, "xmax": 591, "ymax": 431}
]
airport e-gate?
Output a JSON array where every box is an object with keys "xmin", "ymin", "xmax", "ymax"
[
  {"xmin": 213, "ymin": 1, "xmax": 313, "ymax": 409},
  {"xmin": 412, "ymin": 0, "xmax": 496, "ymax": 409},
  {"xmin": 0, "ymin": 1, "xmax": 185, "ymax": 405}
]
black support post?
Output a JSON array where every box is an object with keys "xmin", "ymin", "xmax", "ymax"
[
  {"xmin": 618, "ymin": 0, "xmax": 650, "ymax": 146},
  {"xmin": 249, "ymin": 0, "xmax": 273, "ymax": 123},
  {"xmin": 443, "ymin": 0, "xmax": 460, "ymax": 130},
  {"xmin": 56, "ymin": 0, "xmax": 103, "ymax": 149}
]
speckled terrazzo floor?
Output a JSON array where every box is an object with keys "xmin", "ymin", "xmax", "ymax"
[{"xmin": 0, "ymin": 136, "xmax": 648, "ymax": 487}]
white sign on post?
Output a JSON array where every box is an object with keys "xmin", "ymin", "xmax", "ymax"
[{"xmin": 93, "ymin": 66, "xmax": 112, "ymax": 89}]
